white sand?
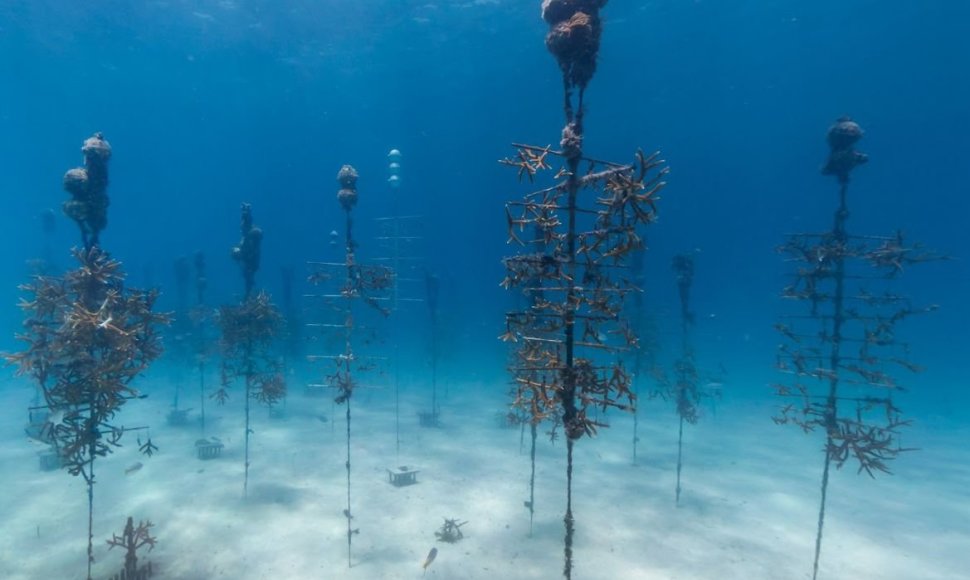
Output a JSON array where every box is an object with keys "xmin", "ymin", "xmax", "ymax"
[{"xmin": 1, "ymin": 372, "xmax": 967, "ymax": 580}]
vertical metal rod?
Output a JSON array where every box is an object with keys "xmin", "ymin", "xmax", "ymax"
[
  {"xmin": 813, "ymin": 183, "xmax": 849, "ymax": 580},
  {"xmin": 243, "ymin": 338, "xmax": 252, "ymax": 498},
  {"xmin": 198, "ymin": 359, "xmax": 206, "ymax": 436},
  {"xmin": 391, "ymin": 195, "xmax": 402, "ymax": 455},
  {"xmin": 528, "ymin": 421, "xmax": 537, "ymax": 537},
  {"xmin": 343, "ymin": 203, "xmax": 355, "ymax": 568},
  {"xmin": 675, "ymin": 416, "xmax": 684, "ymax": 506},
  {"xmin": 86, "ymin": 419, "xmax": 95, "ymax": 580}
]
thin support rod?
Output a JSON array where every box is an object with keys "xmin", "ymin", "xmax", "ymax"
[
  {"xmin": 813, "ymin": 453, "xmax": 833, "ymax": 580},
  {"xmin": 173, "ymin": 372, "xmax": 181, "ymax": 412},
  {"xmin": 395, "ymin": 350, "xmax": 400, "ymax": 455},
  {"xmin": 675, "ymin": 416, "xmax": 685, "ymax": 506},
  {"xmin": 564, "ymin": 438, "xmax": 575, "ymax": 580},
  {"xmin": 345, "ymin": 396, "xmax": 353, "ymax": 568},
  {"xmin": 86, "ymin": 453, "xmax": 95, "ymax": 580},
  {"xmin": 343, "ymin": 204, "xmax": 355, "ymax": 568},
  {"xmin": 632, "ymin": 396, "xmax": 639, "ymax": 465},
  {"xmin": 86, "ymin": 478, "xmax": 94, "ymax": 580},
  {"xmin": 430, "ymin": 307, "xmax": 439, "ymax": 420},
  {"xmin": 243, "ymin": 338, "xmax": 253, "ymax": 498},
  {"xmin": 199, "ymin": 360, "xmax": 206, "ymax": 435},
  {"xmin": 528, "ymin": 420, "xmax": 537, "ymax": 537},
  {"xmin": 391, "ymin": 204, "xmax": 402, "ymax": 454},
  {"xmin": 812, "ymin": 182, "xmax": 850, "ymax": 580},
  {"xmin": 632, "ymin": 349, "xmax": 642, "ymax": 465},
  {"xmin": 86, "ymin": 389, "xmax": 97, "ymax": 580}
]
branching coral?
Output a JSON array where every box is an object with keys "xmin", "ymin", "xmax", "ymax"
[
  {"xmin": 106, "ymin": 516, "xmax": 156, "ymax": 578},
  {"xmin": 434, "ymin": 518, "xmax": 468, "ymax": 543},
  {"xmin": 8, "ymin": 248, "xmax": 166, "ymax": 480}
]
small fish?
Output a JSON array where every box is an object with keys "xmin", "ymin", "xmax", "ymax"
[
  {"xmin": 422, "ymin": 547, "xmax": 438, "ymax": 574},
  {"xmin": 125, "ymin": 462, "xmax": 143, "ymax": 475}
]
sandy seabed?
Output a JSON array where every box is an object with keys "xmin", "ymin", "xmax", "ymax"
[{"xmin": 1, "ymin": 371, "xmax": 967, "ymax": 580}]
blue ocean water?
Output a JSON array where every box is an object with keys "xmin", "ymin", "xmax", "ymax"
[{"xmin": 1, "ymin": 2, "xmax": 968, "ymax": 579}]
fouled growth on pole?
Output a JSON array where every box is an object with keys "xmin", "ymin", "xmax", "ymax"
[
  {"xmin": 5, "ymin": 133, "xmax": 167, "ymax": 580},
  {"xmin": 773, "ymin": 117, "xmax": 941, "ymax": 580},
  {"xmin": 215, "ymin": 203, "xmax": 286, "ymax": 498},
  {"xmin": 62, "ymin": 133, "xmax": 111, "ymax": 251},
  {"xmin": 307, "ymin": 165, "xmax": 393, "ymax": 568},
  {"xmin": 500, "ymin": 1, "xmax": 666, "ymax": 578}
]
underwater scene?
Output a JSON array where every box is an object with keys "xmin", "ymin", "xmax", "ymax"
[{"xmin": 1, "ymin": 1, "xmax": 968, "ymax": 579}]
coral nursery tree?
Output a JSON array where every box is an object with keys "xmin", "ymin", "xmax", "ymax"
[
  {"xmin": 668, "ymin": 254, "xmax": 699, "ymax": 506},
  {"xmin": 499, "ymin": 2, "xmax": 667, "ymax": 577},
  {"xmin": 5, "ymin": 133, "xmax": 166, "ymax": 580},
  {"xmin": 773, "ymin": 117, "xmax": 940, "ymax": 580},
  {"xmin": 651, "ymin": 253, "xmax": 716, "ymax": 505},
  {"xmin": 306, "ymin": 165, "xmax": 393, "ymax": 567},
  {"xmin": 214, "ymin": 203, "xmax": 286, "ymax": 498}
]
